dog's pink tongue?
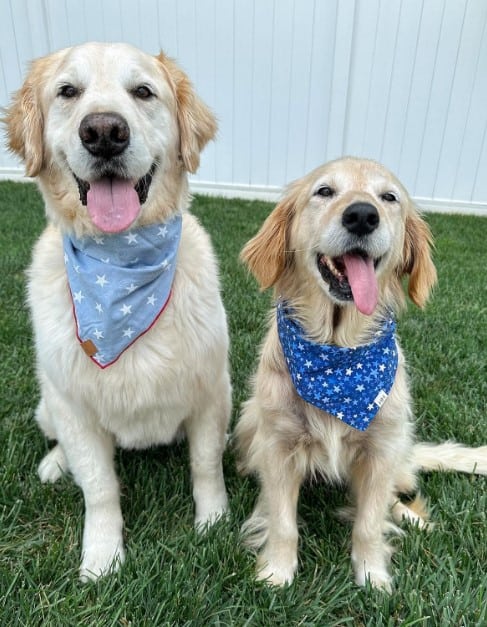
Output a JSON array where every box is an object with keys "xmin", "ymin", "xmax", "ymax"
[
  {"xmin": 86, "ymin": 179, "xmax": 140, "ymax": 233},
  {"xmin": 343, "ymin": 254, "xmax": 378, "ymax": 316}
]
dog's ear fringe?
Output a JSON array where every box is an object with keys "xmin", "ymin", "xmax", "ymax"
[
  {"xmin": 400, "ymin": 208, "xmax": 437, "ymax": 308},
  {"xmin": 3, "ymin": 59, "xmax": 45, "ymax": 177},
  {"xmin": 156, "ymin": 52, "xmax": 217, "ymax": 174},
  {"xmin": 240, "ymin": 193, "xmax": 297, "ymax": 291}
]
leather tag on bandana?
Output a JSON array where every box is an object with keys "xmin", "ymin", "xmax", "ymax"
[{"xmin": 81, "ymin": 339, "xmax": 98, "ymax": 357}]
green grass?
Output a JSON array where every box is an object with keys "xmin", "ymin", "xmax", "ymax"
[{"xmin": 0, "ymin": 181, "xmax": 486, "ymax": 625}]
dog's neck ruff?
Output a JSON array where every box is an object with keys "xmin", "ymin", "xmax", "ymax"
[
  {"xmin": 277, "ymin": 301, "xmax": 398, "ymax": 431},
  {"xmin": 63, "ymin": 215, "xmax": 182, "ymax": 368}
]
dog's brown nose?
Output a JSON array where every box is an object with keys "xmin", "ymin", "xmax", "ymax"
[
  {"xmin": 79, "ymin": 112, "xmax": 130, "ymax": 159},
  {"xmin": 342, "ymin": 202, "xmax": 379, "ymax": 236}
]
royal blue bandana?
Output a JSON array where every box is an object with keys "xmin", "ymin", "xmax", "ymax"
[
  {"xmin": 63, "ymin": 215, "xmax": 182, "ymax": 368},
  {"xmin": 277, "ymin": 302, "xmax": 398, "ymax": 431}
]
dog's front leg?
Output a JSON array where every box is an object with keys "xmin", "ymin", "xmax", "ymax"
[
  {"xmin": 184, "ymin": 384, "xmax": 230, "ymax": 528},
  {"xmin": 254, "ymin": 454, "xmax": 304, "ymax": 586},
  {"xmin": 350, "ymin": 454, "xmax": 395, "ymax": 592},
  {"xmin": 46, "ymin": 391, "xmax": 124, "ymax": 581},
  {"xmin": 77, "ymin": 435, "xmax": 124, "ymax": 583},
  {"xmin": 67, "ymin": 427, "xmax": 124, "ymax": 582}
]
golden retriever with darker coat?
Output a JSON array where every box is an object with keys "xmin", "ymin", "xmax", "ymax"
[{"xmin": 236, "ymin": 157, "xmax": 486, "ymax": 590}]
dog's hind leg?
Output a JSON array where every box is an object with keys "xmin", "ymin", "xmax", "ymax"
[
  {"xmin": 35, "ymin": 394, "xmax": 69, "ymax": 482},
  {"xmin": 391, "ymin": 494, "xmax": 431, "ymax": 530},
  {"xmin": 35, "ymin": 395, "xmax": 57, "ymax": 439},
  {"xmin": 390, "ymin": 460, "xmax": 430, "ymax": 529},
  {"xmin": 38, "ymin": 444, "xmax": 68, "ymax": 483}
]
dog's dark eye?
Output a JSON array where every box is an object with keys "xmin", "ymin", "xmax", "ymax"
[
  {"xmin": 315, "ymin": 185, "xmax": 335, "ymax": 198},
  {"xmin": 132, "ymin": 85, "xmax": 154, "ymax": 100},
  {"xmin": 58, "ymin": 84, "xmax": 79, "ymax": 99},
  {"xmin": 381, "ymin": 192, "xmax": 397, "ymax": 203}
]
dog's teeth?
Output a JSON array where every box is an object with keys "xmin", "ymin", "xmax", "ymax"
[{"xmin": 324, "ymin": 256, "xmax": 344, "ymax": 281}]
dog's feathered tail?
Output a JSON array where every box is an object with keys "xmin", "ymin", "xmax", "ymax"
[{"xmin": 413, "ymin": 442, "xmax": 487, "ymax": 475}]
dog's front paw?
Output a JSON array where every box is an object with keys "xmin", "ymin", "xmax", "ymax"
[
  {"xmin": 353, "ymin": 561, "xmax": 392, "ymax": 593},
  {"xmin": 79, "ymin": 541, "xmax": 125, "ymax": 582},
  {"xmin": 80, "ymin": 507, "xmax": 125, "ymax": 582},
  {"xmin": 256, "ymin": 554, "xmax": 297, "ymax": 587},
  {"xmin": 38, "ymin": 445, "xmax": 68, "ymax": 483},
  {"xmin": 194, "ymin": 493, "xmax": 228, "ymax": 531},
  {"xmin": 352, "ymin": 537, "xmax": 393, "ymax": 592}
]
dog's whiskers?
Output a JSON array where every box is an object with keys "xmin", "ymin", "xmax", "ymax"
[{"xmin": 284, "ymin": 245, "xmax": 319, "ymax": 254}]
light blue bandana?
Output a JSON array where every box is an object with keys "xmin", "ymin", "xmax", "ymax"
[
  {"xmin": 277, "ymin": 302, "xmax": 398, "ymax": 431},
  {"xmin": 63, "ymin": 215, "xmax": 182, "ymax": 368}
]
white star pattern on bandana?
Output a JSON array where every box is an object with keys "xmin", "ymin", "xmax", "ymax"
[
  {"xmin": 277, "ymin": 301, "xmax": 398, "ymax": 431},
  {"xmin": 63, "ymin": 215, "xmax": 182, "ymax": 368}
]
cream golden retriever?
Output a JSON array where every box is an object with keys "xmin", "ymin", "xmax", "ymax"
[
  {"xmin": 5, "ymin": 42, "xmax": 231, "ymax": 581},
  {"xmin": 236, "ymin": 157, "xmax": 486, "ymax": 591}
]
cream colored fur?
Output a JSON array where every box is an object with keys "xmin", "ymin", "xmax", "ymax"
[
  {"xmin": 235, "ymin": 158, "xmax": 486, "ymax": 591},
  {"xmin": 5, "ymin": 42, "xmax": 231, "ymax": 581}
]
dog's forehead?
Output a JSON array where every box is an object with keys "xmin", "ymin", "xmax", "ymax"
[
  {"xmin": 56, "ymin": 43, "xmax": 164, "ymax": 89},
  {"xmin": 310, "ymin": 159, "xmax": 403, "ymax": 197}
]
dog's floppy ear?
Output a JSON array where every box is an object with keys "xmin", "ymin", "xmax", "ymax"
[
  {"xmin": 156, "ymin": 53, "xmax": 217, "ymax": 173},
  {"xmin": 400, "ymin": 208, "xmax": 437, "ymax": 307},
  {"xmin": 4, "ymin": 60, "xmax": 44, "ymax": 177},
  {"xmin": 240, "ymin": 193, "xmax": 297, "ymax": 290}
]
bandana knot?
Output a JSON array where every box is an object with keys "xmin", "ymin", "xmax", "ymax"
[
  {"xmin": 277, "ymin": 301, "xmax": 398, "ymax": 431},
  {"xmin": 63, "ymin": 215, "xmax": 182, "ymax": 368}
]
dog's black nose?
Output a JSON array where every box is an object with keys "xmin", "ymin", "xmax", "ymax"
[
  {"xmin": 342, "ymin": 202, "xmax": 379, "ymax": 236},
  {"xmin": 79, "ymin": 112, "xmax": 130, "ymax": 158}
]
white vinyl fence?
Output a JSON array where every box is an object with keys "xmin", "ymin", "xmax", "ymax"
[{"xmin": 1, "ymin": 0, "xmax": 486, "ymax": 213}]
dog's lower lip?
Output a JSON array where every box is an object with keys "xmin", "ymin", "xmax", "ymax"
[{"xmin": 73, "ymin": 164, "xmax": 156, "ymax": 206}]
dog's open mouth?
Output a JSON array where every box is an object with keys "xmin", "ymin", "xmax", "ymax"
[
  {"xmin": 317, "ymin": 250, "xmax": 381, "ymax": 316},
  {"xmin": 74, "ymin": 164, "xmax": 156, "ymax": 233}
]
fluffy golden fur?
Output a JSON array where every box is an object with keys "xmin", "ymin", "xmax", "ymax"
[
  {"xmin": 5, "ymin": 42, "xmax": 230, "ymax": 581},
  {"xmin": 236, "ymin": 157, "xmax": 486, "ymax": 590}
]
